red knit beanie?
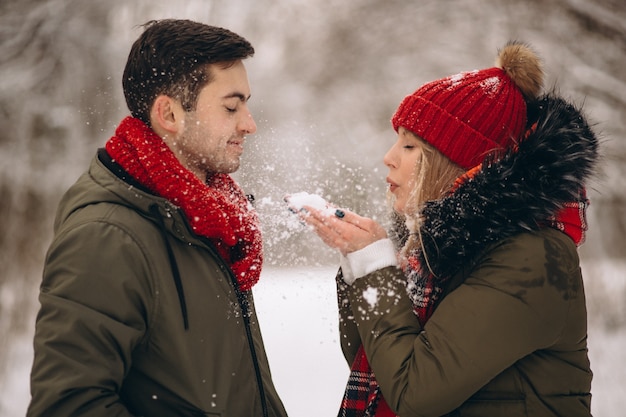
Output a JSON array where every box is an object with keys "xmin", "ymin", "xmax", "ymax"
[{"xmin": 392, "ymin": 41, "xmax": 544, "ymax": 169}]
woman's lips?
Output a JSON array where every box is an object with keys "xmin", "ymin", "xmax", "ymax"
[{"xmin": 387, "ymin": 177, "xmax": 398, "ymax": 193}]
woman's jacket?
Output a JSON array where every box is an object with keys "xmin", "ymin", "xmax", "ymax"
[
  {"xmin": 28, "ymin": 150, "xmax": 287, "ymax": 417},
  {"xmin": 338, "ymin": 94, "xmax": 598, "ymax": 417}
]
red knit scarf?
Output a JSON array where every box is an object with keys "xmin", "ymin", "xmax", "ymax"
[
  {"xmin": 338, "ymin": 196, "xmax": 589, "ymax": 417},
  {"xmin": 105, "ymin": 116, "xmax": 263, "ymax": 291}
]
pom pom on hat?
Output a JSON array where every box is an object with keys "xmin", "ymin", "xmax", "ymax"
[
  {"xmin": 392, "ymin": 41, "xmax": 544, "ymax": 170},
  {"xmin": 496, "ymin": 41, "xmax": 543, "ymax": 100}
]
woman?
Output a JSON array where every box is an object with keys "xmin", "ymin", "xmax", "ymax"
[{"xmin": 299, "ymin": 41, "xmax": 598, "ymax": 416}]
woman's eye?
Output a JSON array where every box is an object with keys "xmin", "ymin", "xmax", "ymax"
[
  {"xmin": 226, "ymin": 107, "xmax": 236, "ymax": 113},
  {"xmin": 403, "ymin": 145, "xmax": 415, "ymax": 149}
]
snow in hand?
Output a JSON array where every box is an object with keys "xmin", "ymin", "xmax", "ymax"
[{"xmin": 284, "ymin": 191, "xmax": 336, "ymax": 216}]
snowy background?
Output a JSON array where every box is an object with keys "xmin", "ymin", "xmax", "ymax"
[{"xmin": 1, "ymin": 0, "xmax": 625, "ymax": 416}]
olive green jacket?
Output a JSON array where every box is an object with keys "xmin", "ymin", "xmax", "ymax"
[
  {"xmin": 339, "ymin": 229, "xmax": 592, "ymax": 417},
  {"xmin": 28, "ymin": 151, "xmax": 287, "ymax": 417}
]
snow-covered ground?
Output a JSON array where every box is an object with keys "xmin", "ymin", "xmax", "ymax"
[
  {"xmin": 254, "ymin": 267, "xmax": 350, "ymax": 417},
  {"xmin": 1, "ymin": 264, "xmax": 624, "ymax": 417}
]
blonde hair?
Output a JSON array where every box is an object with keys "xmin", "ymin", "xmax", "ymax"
[{"xmin": 397, "ymin": 132, "xmax": 465, "ymax": 263}]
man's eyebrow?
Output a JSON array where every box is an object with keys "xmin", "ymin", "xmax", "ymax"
[{"xmin": 223, "ymin": 92, "xmax": 251, "ymax": 102}]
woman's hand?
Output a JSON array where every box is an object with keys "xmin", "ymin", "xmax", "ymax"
[{"xmin": 300, "ymin": 206, "xmax": 388, "ymax": 256}]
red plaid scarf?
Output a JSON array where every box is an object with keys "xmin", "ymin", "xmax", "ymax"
[
  {"xmin": 337, "ymin": 197, "xmax": 589, "ymax": 417},
  {"xmin": 105, "ymin": 116, "xmax": 263, "ymax": 291}
]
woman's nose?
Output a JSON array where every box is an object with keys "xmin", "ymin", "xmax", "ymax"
[{"xmin": 383, "ymin": 146, "xmax": 396, "ymax": 168}]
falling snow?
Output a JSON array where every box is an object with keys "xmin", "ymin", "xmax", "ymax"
[{"xmin": 1, "ymin": 1, "xmax": 625, "ymax": 417}]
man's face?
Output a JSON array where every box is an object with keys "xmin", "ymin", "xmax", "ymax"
[{"xmin": 173, "ymin": 61, "xmax": 256, "ymax": 178}]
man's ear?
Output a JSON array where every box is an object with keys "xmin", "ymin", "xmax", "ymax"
[{"xmin": 149, "ymin": 95, "xmax": 184, "ymax": 137}]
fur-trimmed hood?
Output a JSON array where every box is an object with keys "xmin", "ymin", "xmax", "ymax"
[{"xmin": 416, "ymin": 93, "xmax": 599, "ymax": 279}]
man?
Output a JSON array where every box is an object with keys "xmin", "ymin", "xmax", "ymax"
[{"xmin": 28, "ymin": 19, "xmax": 288, "ymax": 417}]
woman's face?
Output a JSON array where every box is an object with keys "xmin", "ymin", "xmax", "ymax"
[{"xmin": 383, "ymin": 127, "xmax": 423, "ymax": 213}]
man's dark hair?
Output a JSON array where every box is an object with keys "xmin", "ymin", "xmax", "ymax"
[{"xmin": 122, "ymin": 19, "xmax": 255, "ymax": 124}]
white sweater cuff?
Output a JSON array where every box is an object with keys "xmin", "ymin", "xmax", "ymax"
[
  {"xmin": 339, "ymin": 254, "xmax": 354, "ymax": 284},
  {"xmin": 342, "ymin": 238, "xmax": 397, "ymax": 285}
]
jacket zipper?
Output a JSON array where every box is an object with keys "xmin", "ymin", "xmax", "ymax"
[{"xmin": 156, "ymin": 204, "xmax": 270, "ymax": 417}]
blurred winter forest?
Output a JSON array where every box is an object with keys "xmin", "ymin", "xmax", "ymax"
[{"xmin": 1, "ymin": 0, "xmax": 625, "ymax": 415}]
